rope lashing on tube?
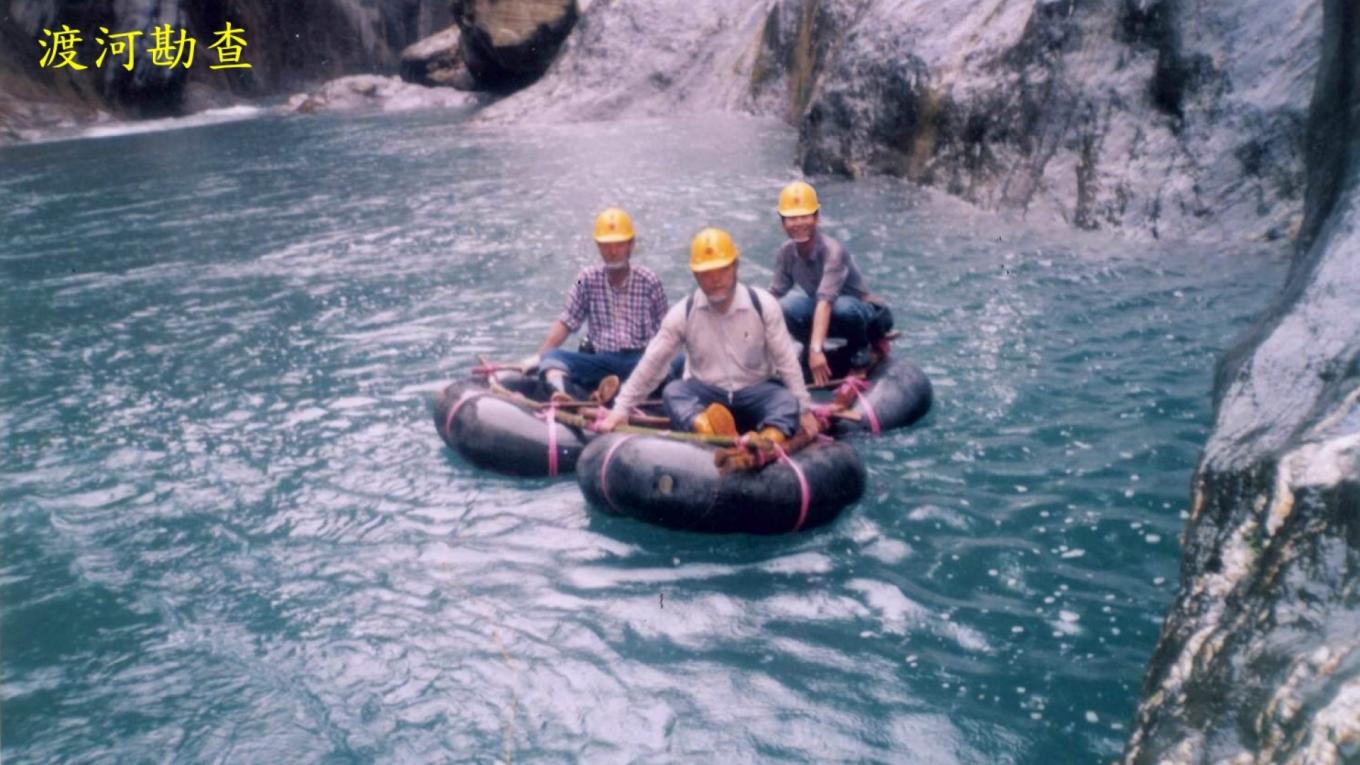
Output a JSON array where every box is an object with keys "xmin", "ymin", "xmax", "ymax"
[
  {"xmin": 537, "ymin": 401, "xmax": 560, "ymax": 477},
  {"xmin": 443, "ymin": 390, "xmax": 481, "ymax": 438},
  {"xmin": 599, "ymin": 435, "xmax": 636, "ymax": 512},
  {"xmin": 735, "ymin": 434, "xmax": 811, "ymax": 531},
  {"xmin": 838, "ymin": 377, "xmax": 881, "ymax": 436},
  {"xmin": 771, "ymin": 442, "xmax": 811, "ymax": 532}
]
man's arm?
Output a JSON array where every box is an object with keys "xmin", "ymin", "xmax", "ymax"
[
  {"xmin": 761, "ymin": 291, "xmax": 813, "ymax": 412},
  {"xmin": 807, "ymin": 300, "xmax": 834, "ymax": 386},
  {"xmin": 598, "ymin": 303, "xmax": 686, "ymax": 430},
  {"xmin": 532, "ymin": 321, "xmax": 572, "ymax": 357},
  {"xmin": 814, "ymin": 240, "xmax": 851, "ymax": 303},
  {"xmin": 769, "ymin": 248, "xmax": 793, "ymax": 298}
]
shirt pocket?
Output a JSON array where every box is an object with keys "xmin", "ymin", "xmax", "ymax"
[{"xmin": 739, "ymin": 327, "xmax": 767, "ymax": 370}]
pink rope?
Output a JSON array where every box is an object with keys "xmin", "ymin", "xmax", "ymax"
[
  {"xmin": 443, "ymin": 390, "xmax": 480, "ymax": 438},
  {"xmin": 856, "ymin": 389, "xmax": 882, "ymax": 436},
  {"xmin": 837, "ymin": 377, "xmax": 881, "ymax": 436},
  {"xmin": 540, "ymin": 402, "xmax": 559, "ymax": 477},
  {"xmin": 771, "ymin": 442, "xmax": 811, "ymax": 532},
  {"xmin": 599, "ymin": 435, "xmax": 635, "ymax": 511}
]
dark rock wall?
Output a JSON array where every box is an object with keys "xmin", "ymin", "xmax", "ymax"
[
  {"xmin": 1122, "ymin": 0, "xmax": 1360, "ymax": 759},
  {"xmin": 0, "ymin": 0, "xmax": 452, "ymax": 130},
  {"xmin": 451, "ymin": 0, "xmax": 576, "ymax": 93}
]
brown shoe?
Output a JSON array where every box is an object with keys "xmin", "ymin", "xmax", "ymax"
[
  {"xmin": 692, "ymin": 403, "xmax": 737, "ymax": 437},
  {"xmin": 590, "ymin": 374, "xmax": 620, "ymax": 406},
  {"xmin": 757, "ymin": 426, "xmax": 787, "ymax": 448}
]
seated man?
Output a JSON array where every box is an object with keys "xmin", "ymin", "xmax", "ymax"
[
  {"xmin": 597, "ymin": 228, "xmax": 819, "ymax": 447},
  {"xmin": 520, "ymin": 208, "xmax": 668, "ymax": 403},
  {"xmin": 770, "ymin": 180, "xmax": 893, "ymax": 385}
]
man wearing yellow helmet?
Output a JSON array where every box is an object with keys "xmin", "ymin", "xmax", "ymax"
[
  {"xmin": 596, "ymin": 228, "xmax": 819, "ymax": 444},
  {"xmin": 519, "ymin": 208, "xmax": 669, "ymax": 403},
  {"xmin": 771, "ymin": 180, "xmax": 893, "ymax": 385}
]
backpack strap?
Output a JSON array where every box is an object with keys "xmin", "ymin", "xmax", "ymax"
[{"xmin": 686, "ymin": 285, "xmax": 765, "ymax": 320}]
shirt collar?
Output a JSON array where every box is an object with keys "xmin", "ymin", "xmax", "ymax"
[
  {"xmin": 693, "ymin": 282, "xmax": 753, "ymax": 314},
  {"xmin": 795, "ymin": 232, "xmax": 826, "ymax": 260}
]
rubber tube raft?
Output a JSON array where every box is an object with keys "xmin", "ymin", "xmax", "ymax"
[
  {"xmin": 433, "ymin": 374, "xmax": 588, "ymax": 477},
  {"xmin": 829, "ymin": 356, "xmax": 933, "ymax": 437},
  {"xmin": 576, "ymin": 433, "xmax": 866, "ymax": 534},
  {"xmin": 432, "ymin": 356, "xmax": 932, "ymax": 478}
]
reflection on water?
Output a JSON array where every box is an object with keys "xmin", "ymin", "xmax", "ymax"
[{"xmin": 0, "ymin": 108, "xmax": 1285, "ymax": 763}]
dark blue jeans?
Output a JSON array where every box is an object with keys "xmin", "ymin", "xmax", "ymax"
[
  {"xmin": 779, "ymin": 294, "xmax": 879, "ymax": 352},
  {"xmin": 662, "ymin": 378, "xmax": 801, "ymax": 436},
  {"xmin": 540, "ymin": 348, "xmax": 643, "ymax": 392}
]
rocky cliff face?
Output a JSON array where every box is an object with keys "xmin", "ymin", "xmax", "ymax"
[
  {"xmin": 780, "ymin": 0, "xmax": 1318, "ymax": 242},
  {"xmin": 1121, "ymin": 0, "xmax": 1359, "ymax": 759},
  {"xmin": 475, "ymin": 0, "xmax": 776, "ymax": 123},
  {"xmin": 481, "ymin": 0, "xmax": 1318, "ymax": 243},
  {"xmin": 0, "ymin": 0, "xmax": 452, "ymax": 138}
]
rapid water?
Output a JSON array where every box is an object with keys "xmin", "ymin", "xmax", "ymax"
[{"xmin": 1, "ymin": 108, "xmax": 1285, "ymax": 763}]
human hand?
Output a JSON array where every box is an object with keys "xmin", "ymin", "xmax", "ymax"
[
  {"xmin": 518, "ymin": 353, "xmax": 542, "ymax": 372},
  {"xmin": 808, "ymin": 350, "xmax": 831, "ymax": 386},
  {"xmin": 593, "ymin": 410, "xmax": 627, "ymax": 433},
  {"xmin": 800, "ymin": 410, "xmax": 822, "ymax": 437}
]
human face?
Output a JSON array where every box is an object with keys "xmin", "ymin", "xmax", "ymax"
[
  {"xmin": 780, "ymin": 212, "xmax": 817, "ymax": 245},
  {"xmin": 597, "ymin": 239, "xmax": 633, "ymax": 271},
  {"xmin": 694, "ymin": 262, "xmax": 737, "ymax": 309}
]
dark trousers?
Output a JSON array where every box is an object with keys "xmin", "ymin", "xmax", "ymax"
[
  {"xmin": 779, "ymin": 294, "xmax": 893, "ymax": 353},
  {"xmin": 540, "ymin": 348, "xmax": 643, "ymax": 392},
  {"xmin": 662, "ymin": 378, "xmax": 801, "ymax": 437}
]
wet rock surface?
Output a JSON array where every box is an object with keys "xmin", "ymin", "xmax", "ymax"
[
  {"xmin": 285, "ymin": 74, "xmax": 477, "ymax": 114},
  {"xmin": 399, "ymin": 25, "xmax": 475, "ymax": 90},
  {"xmin": 781, "ymin": 0, "xmax": 1318, "ymax": 242},
  {"xmin": 1122, "ymin": 0, "xmax": 1360, "ymax": 759},
  {"xmin": 0, "ymin": 0, "xmax": 453, "ymax": 140},
  {"xmin": 451, "ymin": 0, "xmax": 576, "ymax": 93},
  {"xmin": 476, "ymin": 0, "xmax": 774, "ymax": 122}
]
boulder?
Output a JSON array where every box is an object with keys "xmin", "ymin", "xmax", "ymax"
[
  {"xmin": 285, "ymin": 74, "xmax": 477, "ymax": 114},
  {"xmin": 400, "ymin": 25, "xmax": 476, "ymax": 90},
  {"xmin": 452, "ymin": 0, "xmax": 578, "ymax": 92}
]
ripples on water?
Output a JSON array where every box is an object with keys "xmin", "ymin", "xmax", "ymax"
[{"xmin": 0, "ymin": 108, "xmax": 1285, "ymax": 763}]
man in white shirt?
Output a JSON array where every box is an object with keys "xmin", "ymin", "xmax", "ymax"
[{"xmin": 596, "ymin": 228, "xmax": 819, "ymax": 445}]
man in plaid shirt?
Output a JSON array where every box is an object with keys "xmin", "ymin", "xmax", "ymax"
[{"xmin": 520, "ymin": 208, "xmax": 669, "ymax": 403}]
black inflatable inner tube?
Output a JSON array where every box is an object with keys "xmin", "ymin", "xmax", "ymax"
[
  {"xmin": 829, "ymin": 356, "xmax": 933, "ymax": 437},
  {"xmin": 577, "ymin": 433, "xmax": 866, "ymax": 534},
  {"xmin": 434, "ymin": 378, "xmax": 587, "ymax": 477}
]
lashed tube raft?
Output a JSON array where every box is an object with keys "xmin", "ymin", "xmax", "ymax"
[
  {"xmin": 577, "ymin": 434, "xmax": 866, "ymax": 534},
  {"xmin": 433, "ymin": 356, "xmax": 932, "ymax": 506},
  {"xmin": 433, "ymin": 375, "xmax": 587, "ymax": 477}
]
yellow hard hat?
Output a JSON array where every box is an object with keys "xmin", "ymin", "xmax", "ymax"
[
  {"xmin": 689, "ymin": 228, "xmax": 739, "ymax": 272},
  {"xmin": 593, "ymin": 208, "xmax": 635, "ymax": 243},
  {"xmin": 777, "ymin": 180, "xmax": 820, "ymax": 216}
]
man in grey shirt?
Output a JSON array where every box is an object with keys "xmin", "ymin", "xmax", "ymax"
[
  {"xmin": 770, "ymin": 180, "xmax": 894, "ymax": 385},
  {"xmin": 596, "ymin": 228, "xmax": 819, "ymax": 445}
]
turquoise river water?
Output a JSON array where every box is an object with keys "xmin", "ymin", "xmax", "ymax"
[{"xmin": 1, "ymin": 107, "xmax": 1286, "ymax": 763}]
